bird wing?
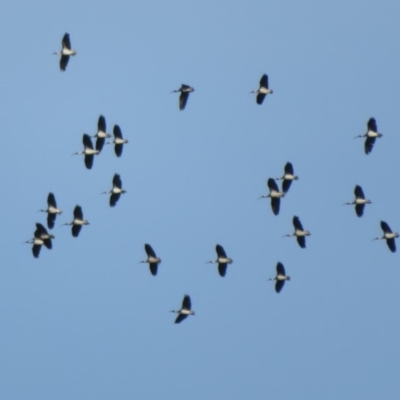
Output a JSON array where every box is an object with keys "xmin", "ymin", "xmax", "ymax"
[
  {"xmin": 72, "ymin": 224, "xmax": 82, "ymax": 238},
  {"xmin": 144, "ymin": 243, "xmax": 157, "ymax": 258},
  {"xmin": 275, "ymin": 280, "xmax": 285, "ymax": 293},
  {"xmin": 32, "ymin": 244, "xmax": 41, "ymax": 258},
  {"xmin": 367, "ymin": 117, "xmax": 377, "ymax": 132},
  {"xmin": 47, "ymin": 213, "xmax": 56, "ymax": 229},
  {"xmin": 35, "ymin": 223, "xmax": 47, "ymax": 238},
  {"xmin": 113, "ymin": 174, "xmax": 122, "ymax": 189},
  {"xmin": 271, "ymin": 197, "xmax": 280, "ymax": 215},
  {"xmin": 84, "ymin": 154, "xmax": 94, "ymax": 169},
  {"xmin": 48, "ymin": 192, "xmax": 57, "ymax": 208},
  {"xmin": 115, "ymin": 144, "xmax": 123, "ymax": 157},
  {"xmin": 297, "ymin": 236, "xmax": 306, "ymax": 249},
  {"xmin": 174, "ymin": 313, "xmax": 188, "ymax": 324},
  {"xmin": 276, "ymin": 262, "xmax": 285, "ymax": 276},
  {"xmin": 355, "ymin": 204, "xmax": 364, "ymax": 218},
  {"xmin": 284, "ymin": 162, "xmax": 294, "ymax": 175},
  {"xmin": 354, "ymin": 185, "xmax": 364, "ymax": 199},
  {"xmin": 149, "ymin": 263, "xmax": 158, "ymax": 276},
  {"xmin": 256, "ymin": 93, "xmax": 266, "ymax": 105},
  {"xmin": 83, "ymin": 134, "xmax": 94, "ymax": 149},
  {"xmin": 109, "ymin": 193, "xmax": 120, "ymax": 207},
  {"xmin": 113, "ymin": 125, "xmax": 122, "ymax": 139},
  {"xmin": 267, "ymin": 178, "xmax": 279, "ymax": 192},
  {"xmin": 62, "ymin": 33, "xmax": 71, "ymax": 50},
  {"xmin": 216, "ymin": 244, "xmax": 227, "ymax": 258},
  {"xmin": 98, "ymin": 115, "xmax": 106, "ymax": 133},
  {"xmin": 260, "ymin": 74, "xmax": 268, "ymax": 88},
  {"xmin": 74, "ymin": 205, "xmax": 83, "ymax": 220},
  {"xmin": 364, "ymin": 137, "xmax": 376, "ymax": 154},
  {"xmin": 381, "ymin": 221, "xmax": 392, "ymax": 233},
  {"xmin": 282, "ymin": 179, "xmax": 292, "ymax": 193},
  {"xmin": 43, "ymin": 239, "xmax": 52, "ymax": 250},
  {"xmin": 60, "ymin": 55, "xmax": 69, "ymax": 71},
  {"xmin": 182, "ymin": 295, "xmax": 191, "ymax": 310},
  {"xmin": 218, "ymin": 263, "xmax": 227, "ymax": 277},
  {"xmin": 179, "ymin": 92, "xmax": 189, "ymax": 110},
  {"xmin": 387, "ymin": 238, "xmax": 396, "ymax": 253},
  {"xmin": 95, "ymin": 137, "xmax": 105, "ymax": 153},
  {"xmin": 293, "ymin": 216, "xmax": 303, "ymax": 231}
]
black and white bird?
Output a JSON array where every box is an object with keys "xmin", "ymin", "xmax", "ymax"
[
  {"xmin": 250, "ymin": 74, "xmax": 273, "ymax": 105},
  {"xmin": 206, "ymin": 244, "xmax": 233, "ymax": 277},
  {"xmin": 373, "ymin": 221, "xmax": 399, "ymax": 253},
  {"xmin": 92, "ymin": 115, "xmax": 111, "ymax": 153},
  {"xmin": 268, "ymin": 262, "xmax": 290, "ymax": 293},
  {"xmin": 54, "ymin": 33, "xmax": 76, "ymax": 71},
  {"xmin": 62, "ymin": 205, "xmax": 89, "ymax": 237},
  {"xmin": 259, "ymin": 178, "xmax": 285, "ymax": 216},
  {"xmin": 344, "ymin": 185, "xmax": 371, "ymax": 217},
  {"xmin": 276, "ymin": 162, "xmax": 298, "ymax": 193},
  {"xmin": 73, "ymin": 134, "xmax": 99, "ymax": 169},
  {"xmin": 26, "ymin": 223, "xmax": 54, "ymax": 258},
  {"xmin": 39, "ymin": 192, "xmax": 62, "ymax": 229},
  {"xmin": 283, "ymin": 216, "xmax": 310, "ymax": 249},
  {"xmin": 170, "ymin": 295, "xmax": 195, "ymax": 324},
  {"xmin": 102, "ymin": 174, "xmax": 126, "ymax": 207},
  {"xmin": 172, "ymin": 84, "xmax": 195, "ymax": 110},
  {"xmin": 355, "ymin": 117, "xmax": 383, "ymax": 155},
  {"xmin": 108, "ymin": 125, "xmax": 128, "ymax": 157},
  {"xmin": 139, "ymin": 244, "xmax": 161, "ymax": 276}
]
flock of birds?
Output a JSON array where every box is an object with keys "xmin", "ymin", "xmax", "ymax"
[{"xmin": 24, "ymin": 33, "xmax": 399, "ymax": 324}]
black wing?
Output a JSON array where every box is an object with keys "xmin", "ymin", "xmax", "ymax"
[
  {"xmin": 72, "ymin": 224, "xmax": 82, "ymax": 238},
  {"xmin": 355, "ymin": 204, "xmax": 364, "ymax": 217},
  {"xmin": 260, "ymin": 74, "xmax": 268, "ymax": 88},
  {"xmin": 174, "ymin": 313, "xmax": 188, "ymax": 324},
  {"xmin": 113, "ymin": 174, "xmax": 122, "ymax": 189},
  {"xmin": 182, "ymin": 295, "xmax": 191, "ymax": 310},
  {"xmin": 145, "ymin": 244, "xmax": 157, "ymax": 258},
  {"xmin": 47, "ymin": 213, "xmax": 56, "ymax": 229},
  {"xmin": 218, "ymin": 263, "xmax": 227, "ymax": 277},
  {"xmin": 282, "ymin": 179, "xmax": 292, "ymax": 193},
  {"xmin": 216, "ymin": 244, "xmax": 227, "ymax": 258},
  {"xmin": 95, "ymin": 137, "xmax": 105, "ymax": 153},
  {"xmin": 284, "ymin": 162, "xmax": 294, "ymax": 175},
  {"xmin": 297, "ymin": 236, "xmax": 306, "ymax": 249},
  {"xmin": 387, "ymin": 238, "xmax": 396, "ymax": 253},
  {"xmin": 62, "ymin": 33, "xmax": 71, "ymax": 49},
  {"xmin": 256, "ymin": 93, "xmax": 266, "ymax": 105},
  {"xmin": 364, "ymin": 137, "xmax": 376, "ymax": 154},
  {"xmin": 48, "ymin": 192, "xmax": 57, "ymax": 208},
  {"xmin": 267, "ymin": 178, "xmax": 279, "ymax": 192},
  {"xmin": 179, "ymin": 92, "xmax": 189, "ymax": 110},
  {"xmin": 275, "ymin": 280, "xmax": 285, "ymax": 293},
  {"xmin": 32, "ymin": 244, "xmax": 41, "ymax": 258},
  {"xmin": 60, "ymin": 55, "xmax": 69, "ymax": 71},
  {"xmin": 149, "ymin": 263, "xmax": 158, "ymax": 276},
  {"xmin": 43, "ymin": 239, "xmax": 52, "ymax": 250},
  {"xmin": 109, "ymin": 193, "xmax": 120, "ymax": 207},
  {"xmin": 354, "ymin": 185, "xmax": 364, "ymax": 199},
  {"xmin": 74, "ymin": 205, "xmax": 83, "ymax": 220},
  {"xmin": 35, "ymin": 223, "xmax": 47, "ymax": 238},
  {"xmin": 367, "ymin": 117, "xmax": 377, "ymax": 132},
  {"xmin": 276, "ymin": 262, "xmax": 285, "ymax": 275},
  {"xmin": 98, "ymin": 115, "xmax": 106, "ymax": 132},
  {"xmin": 271, "ymin": 197, "xmax": 280, "ymax": 215},
  {"xmin": 84, "ymin": 154, "xmax": 94, "ymax": 169},
  {"xmin": 83, "ymin": 134, "xmax": 94, "ymax": 149},
  {"xmin": 293, "ymin": 216, "xmax": 303, "ymax": 231},
  {"xmin": 381, "ymin": 221, "xmax": 392, "ymax": 233},
  {"xmin": 115, "ymin": 144, "xmax": 123, "ymax": 157},
  {"xmin": 113, "ymin": 125, "xmax": 123, "ymax": 139}
]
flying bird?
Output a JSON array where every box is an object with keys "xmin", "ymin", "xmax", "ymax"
[
  {"xmin": 259, "ymin": 178, "xmax": 285, "ymax": 216},
  {"xmin": 39, "ymin": 192, "xmax": 62, "ymax": 229},
  {"xmin": 26, "ymin": 223, "xmax": 54, "ymax": 258},
  {"xmin": 139, "ymin": 244, "xmax": 161, "ymax": 276},
  {"xmin": 73, "ymin": 134, "xmax": 99, "ymax": 169},
  {"xmin": 92, "ymin": 115, "xmax": 111, "ymax": 153},
  {"xmin": 172, "ymin": 84, "xmax": 195, "ymax": 110},
  {"xmin": 62, "ymin": 205, "xmax": 89, "ymax": 237},
  {"xmin": 206, "ymin": 244, "xmax": 233, "ymax": 277},
  {"xmin": 355, "ymin": 117, "xmax": 383, "ymax": 155},
  {"xmin": 250, "ymin": 74, "xmax": 273, "ymax": 105},
  {"xmin": 170, "ymin": 295, "xmax": 195, "ymax": 324},
  {"xmin": 54, "ymin": 33, "xmax": 76, "ymax": 71},
  {"xmin": 108, "ymin": 125, "xmax": 128, "ymax": 157},
  {"xmin": 344, "ymin": 185, "xmax": 371, "ymax": 217},
  {"xmin": 102, "ymin": 174, "xmax": 126, "ymax": 207},
  {"xmin": 276, "ymin": 162, "xmax": 298, "ymax": 193},
  {"xmin": 268, "ymin": 262, "xmax": 290, "ymax": 293},
  {"xmin": 373, "ymin": 221, "xmax": 399, "ymax": 253},
  {"xmin": 283, "ymin": 216, "xmax": 310, "ymax": 248}
]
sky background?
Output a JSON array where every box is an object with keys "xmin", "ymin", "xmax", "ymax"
[{"xmin": 0, "ymin": 0, "xmax": 400, "ymax": 399}]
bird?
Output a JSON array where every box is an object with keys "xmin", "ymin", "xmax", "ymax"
[
  {"xmin": 206, "ymin": 244, "xmax": 233, "ymax": 277},
  {"xmin": 73, "ymin": 134, "xmax": 99, "ymax": 169},
  {"xmin": 170, "ymin": 295, "xmax": 195, "ymax": 324},
  {"xmin": 92, "ymin": 115, "xmax": 111, "ymax": 153},
  {"xmin": 344, "ymin": 185, "xmax": 371, "ymax": 217},
  {"xmin": 139, "ymin": 244, "xmax": 161, "ymax": 276},
  {"xmin": 171, "ymin": 84, "xmax": 195, "ymax": 110},
  {"xmin": 26, "ymin": 223, "xmax": 55, "ymax": 258},
  {"xmin": 107, "ymin": 125, "xmax": 128, "ymax": 157},
  {"xmin": 250, "ymin": 74, "xmax": 273, "ymax": 105},
  {"xmin": 62, "ymin": 205, "xmax": 89, "ymax": 237},
  {"xmin": 102, "ymin": 174, "xmax": 126, "ymax": 207},
  {"xmin": 373, "ymin": 221, "xmax": 399, "ymax": 253},
  {"xmin": 39, "ymin": 192, "xmax": 62, "ymax": 229},
  {"xmin": 355, "ymin": 117, "xmax": 383, "ymax": 155},
  {"xmin": 54, "ymin": 33, "xmax": 76, "ymax": 71},
  {"xmin": 258, "ymin": 178, "xmax": 285, "ymax": 216},
  {"xmin": 268, "ymin": 262, "xmax": 290, "ymax": 293},
  {"xmin": 283, "ymin": 216, "xmax": 310, "ymax": 249},
  {"xmin": 276, "ymin": 162, "xmax": 298, "ymax": 193}
]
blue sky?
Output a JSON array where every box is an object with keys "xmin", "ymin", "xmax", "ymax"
[{"xmin": 0, "ymin": 1, "xmax": 400, "ymax": 399}]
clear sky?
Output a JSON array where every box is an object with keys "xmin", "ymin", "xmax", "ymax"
[{"xmin": 0, "ymin": 0, "xmax": 399, "ymax": 399}]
